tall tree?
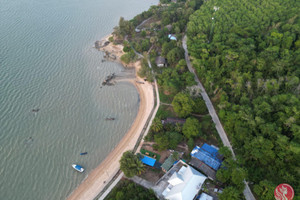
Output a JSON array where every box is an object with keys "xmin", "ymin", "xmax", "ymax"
[
  {"xmin": 120, "ymin": 151, "xmax": 144, "ymax": 178},
  {"xmin": 105, "ymin": 180, "xmax": 158, "ymax": 200},
  {"xmin": 182, "ymin": 117, "xmax": 202, "ymax": 139},
  {"xmin": 219, "ymin": 187, "xmax": 241, "ymax": 200},
  {"xmin": 151, "ymin": 117, "xmax": 163, "ymax": 132},
  {"xmin": 172, "ymin": 92, "xmax": 195, "ymax": 117}
]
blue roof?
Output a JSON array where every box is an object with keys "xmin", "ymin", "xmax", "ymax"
[
  {"xmin": 140, "ymin": 155, "xmax": 156, "ymax": 167},
  {"xmin": 191, "ymin": 143, "xmax": 222, "ymax": 170},
  {"xmin": 202, "ymin": 143, "xmax": 218, "ymax": 154}
]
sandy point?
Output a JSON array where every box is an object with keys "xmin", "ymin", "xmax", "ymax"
[{"xmin": 67, "ymin": 36, "xmax": 155, "ymax": 200}]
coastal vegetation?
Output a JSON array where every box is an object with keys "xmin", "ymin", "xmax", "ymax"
[
  {"xmin": 187, "ymin": 0, "xmax": 300, "ymax": 198},
  {"xmin": 111, "ymin": 0, "xmax": 299, "ymax": 199},
  {"xmin": 105, "ymin": 179, "xmax": 157, "ymax": 200},
  {"xmin": 120, "ymin": 151, "xmax": 145, "ymax": 178}
]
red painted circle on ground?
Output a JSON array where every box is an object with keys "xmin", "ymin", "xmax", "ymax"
[{"xmin": 274, "ymin": 183, "xmax": 294, "ymax": 200}]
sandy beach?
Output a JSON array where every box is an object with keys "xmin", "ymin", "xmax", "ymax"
[{"xmin": 67, "ymin": 35, "xmax": 155, "ymax": 200}]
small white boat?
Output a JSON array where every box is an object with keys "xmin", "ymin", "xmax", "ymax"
[{"xmin": 72, "ymin": 164, "xmax": 84, "ymax": 172}]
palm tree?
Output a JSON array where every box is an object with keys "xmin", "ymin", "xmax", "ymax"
[
  {"xmin": 134, "ymin": 156, "xmax": 145, "ymax": 175},
  {"xmin": 120, "ymin": 151, "xmax": 144, "ymax": 178},
  {"xmin": 175, "ymin": 123, "xmax": 182, "ymax": 133},
  {"xmin": 151, "ymin": 117, "xmax": 163, "ymax": 133}
]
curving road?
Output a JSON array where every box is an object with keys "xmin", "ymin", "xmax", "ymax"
[{"xmin": 182, "ymin": 35, "xmax": 256, "ymax": 200}]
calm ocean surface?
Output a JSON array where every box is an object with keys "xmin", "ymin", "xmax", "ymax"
[{"xmin": 0, "ymin": 0, "xmax": 158, "ymax": 199}]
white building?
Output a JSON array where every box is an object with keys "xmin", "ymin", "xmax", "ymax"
[
  {"xmin": 168, "ymin": 34, "xmax": 177, "ymax": 41},
  {"xmin": 199, "ymin": 193, "xmax": 213, "ymax": 200},
  {"xmin": 162, "ymin": 165, "xmax": 207, "ymax": 200}
]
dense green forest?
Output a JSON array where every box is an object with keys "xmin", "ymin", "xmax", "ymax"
[{"xmin": 187, "ymin": 0, "xmax": 300, "ymax": 198}]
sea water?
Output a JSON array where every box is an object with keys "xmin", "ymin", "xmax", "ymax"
[{"xmin": 0, "ymin": 0, "xmax": 158, "ymax": 199}]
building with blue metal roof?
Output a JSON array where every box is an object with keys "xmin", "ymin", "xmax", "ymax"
[
  {"xmin": 140, "ymin": 155, "xmax": 156, "ymax": 167},
  {"xmin": 190, "ymin": 143, "xmax": 222, "ymax": 170}
]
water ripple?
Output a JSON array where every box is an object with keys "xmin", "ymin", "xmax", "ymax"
[{"xmin": 0, "ymin": 0, "xmax": 158, "ymax": 199}]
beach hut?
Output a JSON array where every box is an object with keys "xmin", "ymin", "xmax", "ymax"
[{"xmin": 155, "ymin": 56, "xmax": 166, "ymax": 67}]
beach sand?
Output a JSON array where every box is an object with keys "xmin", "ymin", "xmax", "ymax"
[{"xmin": 67, "ymin": 35, "xmax": 154, "ymax": 200}]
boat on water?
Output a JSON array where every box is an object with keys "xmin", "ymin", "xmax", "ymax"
[
  {"xmin": 72, "ymin": 164, "xmax": 84, "ymax": 172},
  {"xmin": 105, "ymin": 117, "xmax": 115, "ymax": 121},
  {"xmin": 80, "ymin": 152, "xmax": 88, "ymax": 155}
]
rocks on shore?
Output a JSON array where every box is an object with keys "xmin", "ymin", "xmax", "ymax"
[
  {"xmin": 102, "ymin": 73, "xmax": 115, "ymax": 86},
  {"xmin": 95, "ymin": 40, "xmax": 110, "ymax": 50},
  {"xmin": 103, "ymin": 51, "xmax": 116, "ymax": 60}
]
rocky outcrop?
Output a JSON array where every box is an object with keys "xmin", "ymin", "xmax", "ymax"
[{"xmin": 95, "ymin": 40, "xmax": 110, "ymax": 50}]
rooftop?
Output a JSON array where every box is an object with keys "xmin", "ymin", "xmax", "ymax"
[
  {"xmin": 161, "ymin": 156, "xmax": 176, "ymax": 172},
  {"xmin": 198, "ymin": 192, "xmax": 213, "ymax": 200},
  {"xmin": 162, "ymin": 165, "xmax": 207, "ymax": 200},
  {"xmin": 189, "ymin": 157, "xmax": 216, "ymax": 180},
  {"xmin": 155, "ymin": 56, "xmax": 166, "ymax": 65},
  {"xmin": 168, "ymin": 34, "xmax": 177, "ymax": 41},
  {"xmin": 191, "ymin": 143, "xmax": 222, "ymax": 170},
  {"xmin": 140, "ymin": 155, "xmax": 156, "ymax": 167},
  {"xmin": 162, "ymin": 117, "xmax": 186, "ymax": 125}
]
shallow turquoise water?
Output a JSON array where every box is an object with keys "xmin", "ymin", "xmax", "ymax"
[{"xmin": 0, "ymin": 0, "xmax": 158, "ymax": 199}]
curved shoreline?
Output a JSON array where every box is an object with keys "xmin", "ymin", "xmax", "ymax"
[{"xmin": 67, "ymin": 37, "xmax": 155, "ymax": 200}]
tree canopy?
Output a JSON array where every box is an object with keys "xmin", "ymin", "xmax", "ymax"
[
  {"xmin": 119, "ymin": 151, "xmax": 145, "ymax": 178},
  {"xmin": 172, "ymin": 92, "xmax": 195, "ymax": 117},
  {"xmin": 187, "ymin": 0, "xmax": 300, "ymax": 196},
  {"xmin": 105, "ymin": 180, "xmax": 157, "ymax": 200},
  {"xmin": 154, "ymin": 131, "xmax": 183, "ymax": 151},
  {"xmin": 182, "ymin": 117, "xmax": 202, "ymax": 139}
]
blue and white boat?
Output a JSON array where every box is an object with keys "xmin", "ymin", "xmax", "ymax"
[{"xmin": 72, "ymin": 164, "xmax": 84, "ymax": 172}]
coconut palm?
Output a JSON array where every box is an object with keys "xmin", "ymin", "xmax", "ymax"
[
  {"xmin": 120, "ymin": 151, "xmax": 145, "ymax": 178},
  {"xmin": 151, "ymin": 117, "xmax": 163, "ymax": 133}
]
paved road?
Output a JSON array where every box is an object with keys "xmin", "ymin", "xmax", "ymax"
[
  {"xmin": 98, "ymin": 173, "xmax": 123, "ymax": 200},
  {"xmin": 182, "ymin": 35, "xmax": 256, "ymax": 200}
]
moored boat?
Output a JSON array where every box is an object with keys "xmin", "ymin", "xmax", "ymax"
[
  {"xmin": 72, "ymin": 164, "xmax": 84, "ymax": 172},
  {"xmin": 105, "ymin": 117, "xmax": 115, "ymax": 120}
]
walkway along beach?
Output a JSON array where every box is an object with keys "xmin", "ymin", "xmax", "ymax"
[{"xmin": 67, "ymin": 36, "xmax": 155, "ymax": 200}]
